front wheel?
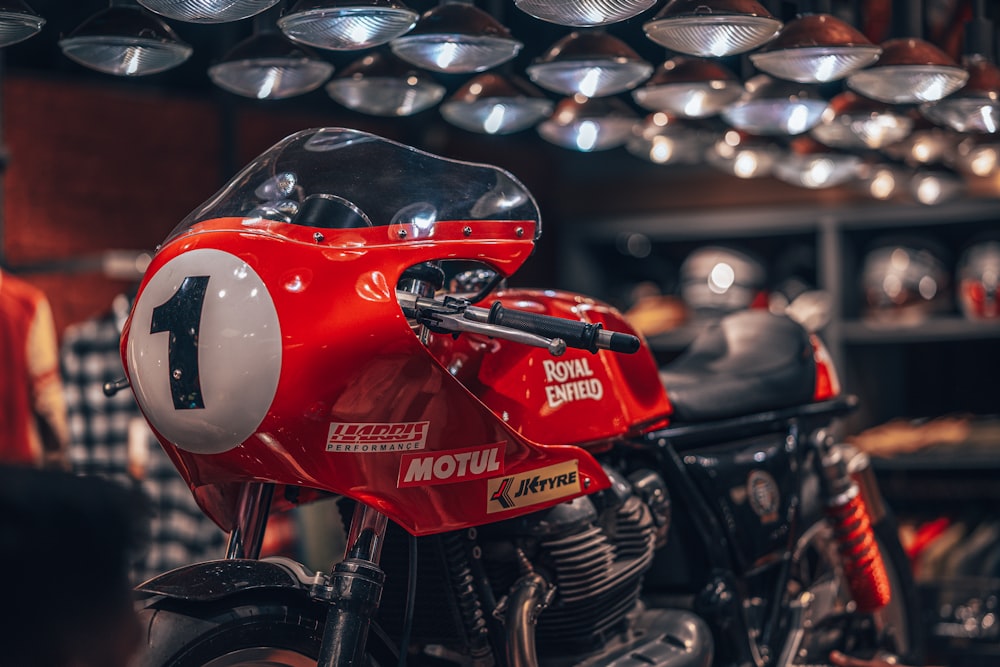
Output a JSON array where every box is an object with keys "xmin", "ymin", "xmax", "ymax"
[{"xmin": 135, "ymin": 592, "xmax": 325, "ymax": 667}]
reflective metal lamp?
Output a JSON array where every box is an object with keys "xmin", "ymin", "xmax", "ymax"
[
  {"xmin": 208, "ymin": 30, "xmax": 334, "ymax": 99},
  {"xmin": 810, "ymin": 90, "xmax": 913, "ymax": 150},
  {"xmin": 326, "ymin": 50, "xmax": 445, "ymax": 115},
  {"xmin": 440, "ymin": 72, "xmax": 554, "ymax": 134},
  {"xmin": 537, "ymin": 94, "xmax": 639, "ymax": 151},
  {"xmin": 0, "ymin": 0, "xmax": 45, "ymax": 48},
  {"xmin": 278, "ymin": 0, "xmax": 419, "ymax": 51},
  {"xmin": 721, "ymin": 74, "xmax": 829, "ymax": 135},
  {"xmin": 390, "ymin": 2, "xmax": 522, "ymax": 74},
  {"xmin": 514, "ymin": 0, "xmax": 656, "ymax": 28},
  {"xmin": 910, "ymin": 164, "xmax": 965, "ymax": 205},
  {"xmin": 59, "ymin": 4, "xmax": 193, "ymax": 76},
  {"xmin": 632, "ymin": 56, "xmax": 741, "ymax": 117},
  {"xmin": 626, "ymin": 112, "xmax": 717, "ymax": 164},
  {"xmin": 772, "ymin": 136, "xmax": 862, "ymax": 189},
  {"xmin": 706, "ymin": 129, "xmax": 781, "ymax": 178},
  {"xmin": 950, "ymin": 136, "xmax": 1000, "ymax": 177},
  {"xmin": 137, "ymin": 0, "xmax": 279, "ymax": 23},
  {"xmin": 749, "ymin": 13, "xmax": 882, "ymax": 83},
  {"xmin": 527, "ymin": 30, "xmax": 652, "ymax": 98},
  {"xmin": 921, "ymin": 55, "xmax": 1000, "ymax": 134},
  {"xmin": 846, "ymin": 37, "xmax": 968, "ymax": 104},
  {"xmin": 642, "ymin": 0, "xmax": 782, "ymax": 58},
  {"xmin": 881, "ymin": 123, "xmax": 961, "ymax": 166}
]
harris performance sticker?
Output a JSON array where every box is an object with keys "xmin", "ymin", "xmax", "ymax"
[
  {"xmin": 326, "ymin": 421, "xmax": 429, "ymax": 453},
  {"xmin": 487, "ymin": 460, "xmax": 580, "ymax": 513}
]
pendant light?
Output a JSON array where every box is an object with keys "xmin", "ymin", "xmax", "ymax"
[
  {"xmin": 440, "ymin": 72, "xmax": 554, "ymax": 134},
  {"xmin": 642, "ymin": 0, "xmax": 782, "ymax": 58},
  {"xmin": 920, "ymin": 1, "xmax": 1000, "ymax": 134},
  {"xmin": 537, "ymin": 94, "xmax": 639, "ymax": 151},
  {"xmin": 0, "ymin": 0, "xmax": 45, "ymax": 48},
  {"xmin": 208, "ymin": 12, "xmax": 334, "ymax": 99},
  {"xmin": 626, "ymin": 112, "xmax": 717, "ymax": 164},
  {"xmin": 810, "ymin": 90, "xmax": 913, "ymax": 150},
  {"xmin": 910, "ymin": 164, "xmax": 964, "ymax": 205},
  {"xmin": 721, "ymin": 74, "xmax": 829, "ymax": 135},
  {"xmin": 527, "ymin": 30, "xmax": 652, "ymax": 98},
  {"xmin": 514, "ymin": 0, "xmax": 656, "ymax": 28},
  {"xmin": 326, "ymin": 49, "xmax": 445, "ymax": 115},
  {"xmin": 138, "ymin": 0, "xmax": 279, "ymax": 23},
  {"xmin": 278, "ymin": 0, "xmax": 419, "ymax": 51},
  {"xmin": 749, "ymin": 13, "xmax": 882, "ymax": 83},
  {"xmin": 951, "ymin": 137, "xmax": 1000, "ymax": 177},
  {"xmin": 856, "ymin": 160, "xmax": 909, "ymax": 200},
  {"xmin": 632, "ymin": 56, "xmax": 741, "ymax": 117},
  {"xmin": 881, "ymin": 122, "xmax": 961, "ymax": 166},
  {"xmin": 706, "ymin": 129, "xmax": 781, "ymax": 178},
  {"xmin": 772, "ymin": 136, "xmax": 862, "ymax": 189},
  {"xmin": 390, "ymin": 1, "xmax": 522, "ymax": 74},
  {"xmin": 59, "ymin": 2, "xmax": 192, "ymax": 77}
]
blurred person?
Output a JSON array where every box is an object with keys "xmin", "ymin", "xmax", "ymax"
[
  {"xmin": 0, "ymin": 464, "xmax": 147, "ymax": 667},
  {"xmin": 0, "ymin": 268, "xmax": 69, "ymax": 468}
]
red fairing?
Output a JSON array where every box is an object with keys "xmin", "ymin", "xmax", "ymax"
[
  {"xmin": 810, "ymin": 333, "xmax": 842, "ymax": 401},
  {"xmin": 122, "ymin": 219, "xmax": 611, "ymax": 536},
  {"xmin": 428, "ymin": 290, "xmax": 672, "ymax": 451}
]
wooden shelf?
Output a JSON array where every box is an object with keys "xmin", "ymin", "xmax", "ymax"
[{"xmin": 840, "ymin": 317, "xmax": 1000, "ymax": 344}]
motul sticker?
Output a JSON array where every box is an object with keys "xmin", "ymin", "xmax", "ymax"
[
  {"xmin": 397, "ymin": 443, "xmax": 505, "ymax": 487},
  {"xmin": 326, "ymin": 421, "xmax": 429, "ymax": 452},
  {"xmin": 487, "ymin": 460, "xmax": 580, "ymax": 513},
  {"xmin": 543, "ymin": 357, "xmax": 604, "ymax": 409}
]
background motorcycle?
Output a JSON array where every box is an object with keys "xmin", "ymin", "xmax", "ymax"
[{"xmin": 119, "ymin": 127, "xmax": 919, "ymax": 667}]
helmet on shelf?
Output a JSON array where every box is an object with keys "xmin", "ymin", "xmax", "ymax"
[
  {"xmin": 956, "ymin": 239, "xmax": 1000, "ymax": 320},
  {"xmin": 680, "ymin": 245, "xmax": 766, "ymax": 318},
  {"xmin": 861, "ymin": 238, "xmax": 950, "ymax": 325}
]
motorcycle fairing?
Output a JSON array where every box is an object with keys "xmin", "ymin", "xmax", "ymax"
[{"xmin": 123, "ymin": 218, "xmax": 611, "ymax": 536}]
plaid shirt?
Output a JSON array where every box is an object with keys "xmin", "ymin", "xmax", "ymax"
[{"xmin": 60, "ymin": 293, "xmax": 227, "ymax": 584}]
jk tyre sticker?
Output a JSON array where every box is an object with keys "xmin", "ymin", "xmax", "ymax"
[{"xmin": 487, "ymin": 460, "xmax": 581, "ymax": 513}]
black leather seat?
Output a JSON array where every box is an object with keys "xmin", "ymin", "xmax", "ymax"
[{"xmin": 660, "ymin": 310, "xmax": 817, "ymax": 423}]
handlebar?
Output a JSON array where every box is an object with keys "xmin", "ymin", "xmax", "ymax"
[{"xmin": 397, "ymin": 292, "xmax": 641, "ymax": 356}]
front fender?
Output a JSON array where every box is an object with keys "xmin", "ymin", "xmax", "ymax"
[{"xmin": 136, "ymin": 557, "xmax": 320, "ymax": 602}]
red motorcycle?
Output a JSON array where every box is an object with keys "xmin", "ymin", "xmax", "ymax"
[{"xmin": 120, "ymin": 128, "xmax": 919, "ymax": 667}]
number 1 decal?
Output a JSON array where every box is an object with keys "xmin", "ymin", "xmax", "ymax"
[{"xmin": 150, "ymin": 275, "xmax": 209, "ymax": 410}]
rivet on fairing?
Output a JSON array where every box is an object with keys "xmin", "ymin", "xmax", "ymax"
[
  {"xmin": 463, "ymin": 226, "xmax": 472, "ymax": 236},
  {"xmin": 398, "ymin": 228, "xmax": 408, "ymax": 239},
  {"xmin": 313, "ymin": 232, "xmax": 325, "ymax": 243},
  {"xmin": 515, "ymin": 227, "xmax": 524, "ymax": 238}
]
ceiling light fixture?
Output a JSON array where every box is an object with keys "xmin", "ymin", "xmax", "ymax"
[
  {"xmin": 910, "ymin": 164, "xmax": 965, "ymax": 205},
  {"xmin": 772, "ymin": 136, "xmax": 862, "ymax": 189},
  {"xmin": 721, "ymin": 74, "xmax": 829, "ymax": 135},
  {"xmin": 0, "ymin": 0, "xmax": 45, "ymax": 48},
  {"xmin": 705, "ymin": 129, "xmax": 781, "ymax": 178},
  {"xmin": 390, "ymin": 1, "xmax": 522, "ymax": 74},
  {"xmin": 626, "ymin": 112, "xmax": 718, "ymax": 164},
  {"xmin": 527, "ymin": 30, "xmax": 652, "ymax": 98},
  {"xmin": 326, "ymin": 49, "xmax": 445, "ymax": 115},
  {"xmin": 749, "ymin": 13, "xmax": 882, "ymax": 83},
  {"xmin": 846, "ymin": 38, "xmax": 968, "ymax": 104},
  {"xmin": 950, "ymin": 136, "xmax": 1000, "ymax": 177},
  {"xmin": 278, "ymin": 0, "xmax": 419, "ymax": 51},
  {"xmin": 137, "ymin": 0, "xmax": 279, "ymax": 23},
  {"xmin": 632, "ymin": 55, "xmax": 741, "ymax": 117},
  {"xmin": 642, "ymin": 0, "xmax": 782, "ymax": 58},
  {"xmin": 537, "ymin": 94, "xmax": 638, "ymax": 152},
  {"xmin": 514, "ymin": 0, "xmax": 655, "ymax": 28},
  {"xmin": 810, "ymin": 90, "xmax": 913, "ymax": 150},
  {"xmin": 440, "ymin": 72, "xmax": 554, "ymax": 134},
  {"xmin": 881, "ymin": 123, "xmax": 961, "ymax": 166},
  {"xmin": 856, "ymin": 161, "xmax": 910, "ymax": 201},
  {"xmin": 59, "ymin": 4, "xmax": 192, "ymax": 77},
  {"xmin": 208, "ymin": 20, "xmax": 334, "ymax": 99}
]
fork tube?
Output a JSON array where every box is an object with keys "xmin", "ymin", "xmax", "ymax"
[
  {"xmin": 317, "ymin": 503, "xmax": 389, "ymax": 667},
  {"xmin": 225, "ymin": 481, "xmax": 274, "ymax": 560}
]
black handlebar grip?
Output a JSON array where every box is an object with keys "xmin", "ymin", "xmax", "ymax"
[
  {"xmin": 488, "ymin": 302, "xmax": 602, "ymax": 352},
  {"xmin": 607, "ymin": 331, "xmax": 641, "ymax": 354}
]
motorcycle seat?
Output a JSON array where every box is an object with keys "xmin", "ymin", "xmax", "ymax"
[{"xmin": 659, "ymin": 310, "xmax": 817, "ymax": 423}]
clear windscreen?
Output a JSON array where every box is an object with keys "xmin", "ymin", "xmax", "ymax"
[{"xmin": 165, "ymin": 127, "xmax": 541, "ymax": 244}]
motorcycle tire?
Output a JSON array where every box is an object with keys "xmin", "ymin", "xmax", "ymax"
[{"xmin": 135, "ymin": 592, "xmax": 325, "ymax": 667}]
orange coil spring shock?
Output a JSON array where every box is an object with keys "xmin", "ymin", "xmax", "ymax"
[{"xmin": 822, "ymin": 447, "xmax": 892, "ymax": 613}]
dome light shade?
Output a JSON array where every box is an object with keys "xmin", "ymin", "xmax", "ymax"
[
  {"xmin": 846, "ymin": 38, "xmax": 969, "ymax": 104},
  {"xmin": 537, "ymin": 95, "xmax": 638, "ymax": 151},
  {"xmin": 278, "ymin": 0, "xmax": 419, "ymax": 51},
  {"xmin": 527, "ymin": 31, "xmax": 652, "ymax": 97},
  {"xmin": 440, "ymin": 73, "xmax": 554, "ymax": 134},
  {"xmin": 137, "ymin": 0, "xmax": 280, "ymax": 23},
  {"xmin": 0, "ymin": 0, "xmax": 45, "ymax": 48},
  {"xmin": 642, "ymin": 0, "xmax": 782, "ymax": 58},
  {"xmin": 810, "ymin": 90, "xmax": 913, "ymax": 150},
  {"xmin": 514, "ymin": 0, "xmax": 655, "ymax": 28},
  {"xmin": 706, "ymin": 129, "xmax": 780, "ymax": 178},
  {"xmin": 208, "ymin": 32, "xmax": 334, "ymax": 99},
  {"xmin": 632, "ymin": 56, "xmax": 741, "ymax": 117},
  {"xmin": 910, "ymin": 165, "xmax": 964, "ymax": 205},
  {"xmin": 921, "ymin": 55, "xmax": 1000, "ymax": 134},
  {"xmin": 721, "ymin": 74, "xmax": 828, "ymax": 135},
  {"xmin": 749, "ymin": 13, "xmax": 882, "ymax": 83},
  {"xmin": 326, "ymin": 50, "xmax": 445, "ymax": 115},
  {"xmin": 882, "ymin": 125, "xmax": 961, "ymax": 165},
  {"xmin": 626, "ymin": 112, "xmax": 717, "ymax": 164},
  {"xmin": 59, "ymin": 5, "xmax": 192, "ymax": 77},
  {"xmin": 951, "ymin": 137, "xmax": 1000, "ymax": 176},
  {"xmin": 390, "ymin": 3, "xmax": 522, "ymax": 74},
  {"xmin": 772, "ymin": 136, "xmax": 861, "ymax": 189}
]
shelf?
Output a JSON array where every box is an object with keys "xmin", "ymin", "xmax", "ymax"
[{"xmin": 840, "ymin": 317, "xmax": 1000, "ymax": 344}]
